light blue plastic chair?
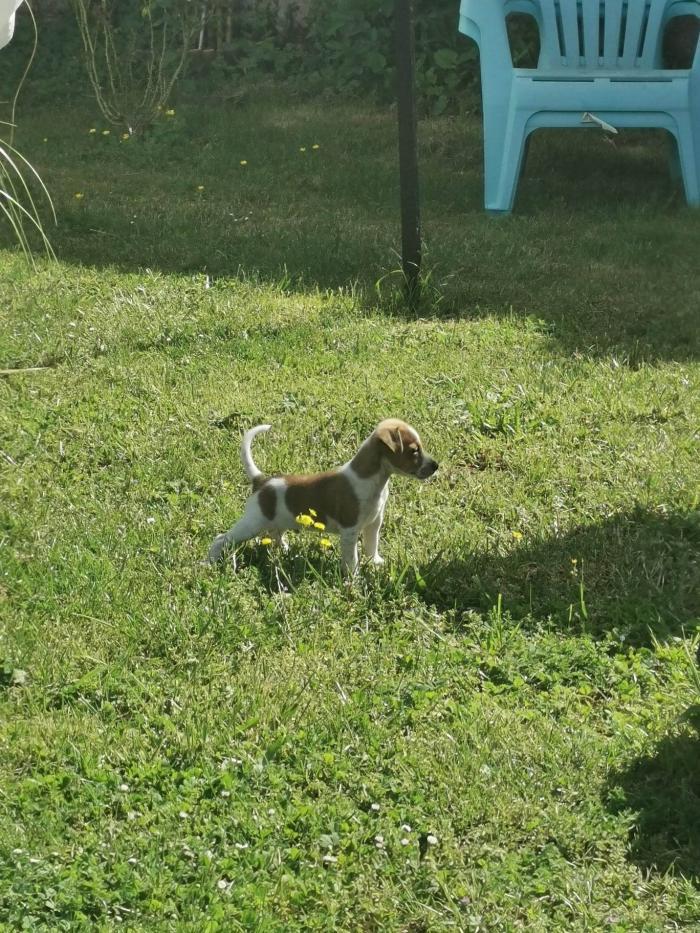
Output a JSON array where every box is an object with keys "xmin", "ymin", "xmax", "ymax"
[{"xmin": 459, "ymin": 0, "xmax": 700, "ymax": 211}]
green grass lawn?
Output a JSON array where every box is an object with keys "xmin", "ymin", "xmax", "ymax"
[{"xmin": 1, "ymin": 88, "xmax": 700, "ymax": 929}]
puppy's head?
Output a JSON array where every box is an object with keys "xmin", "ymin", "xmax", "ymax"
[{"xmin": 374, "ymin": 418, "xmax": 438, "ymax": 479}]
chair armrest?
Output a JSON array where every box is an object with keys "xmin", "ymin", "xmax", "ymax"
[
  {"xmin": 459, "ymin": 0, "xmax": 514, "ymax": 73},
  {"xmin": 504, "ymin": 0, "xmax": 541, "ymax": 17},
  {"xmin": 663, "ymin": 1, "xmax": 700, "ymax": 69},
  {"xmin": 664, "ymin": 0, "xmax": 699, "ymax": 16}
]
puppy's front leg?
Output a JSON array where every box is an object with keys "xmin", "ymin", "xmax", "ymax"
[
  {"xmin": 340, "ymin": 530, "xmax": 360, "ymax": 576},
  {"xmin": 362, "ymin": 513, "xmax": 385, "ymax": 566}
]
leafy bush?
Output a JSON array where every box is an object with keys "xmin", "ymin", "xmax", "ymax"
[
  {"xmin": 214, "ymin": 0, "xmax": 538, "ymax": 114},
  {"xmin": 5, "ymin": 0, "xmax": 542, "ymax": 115},
  {"xmin": 196, "ymin": 0, "xmax": 479, "ymax": 113},
  {"xmin": 295, "ymin": 0, "xmax": 479, "ymax": 112}
]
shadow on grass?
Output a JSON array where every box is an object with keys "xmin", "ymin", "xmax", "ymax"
[
  {"xmin": 416, "ymin": 506, "xmax": 700, "ymax": 644},
  {"xmin": 6, "ymin": 92, "xmax": 700, "ymax": 362},
  {"xmin": 607, "ymin": 709, "xmax": 700, "ymax": 883},
  {"xmin": 212, "ymin": 540, "xmax": 345, "ymax": 596}
]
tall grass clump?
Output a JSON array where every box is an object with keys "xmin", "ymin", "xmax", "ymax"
[{"xmin": 1, "ymin": 0, "xmax": 54, "ymax": 263}]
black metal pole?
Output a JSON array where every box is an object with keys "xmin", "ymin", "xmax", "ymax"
[{"xmin": 395, "ymin": 0, "xmax": 421, "ymax": 305}]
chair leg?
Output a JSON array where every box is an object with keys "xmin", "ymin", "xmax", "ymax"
[
  {"xmin": 481, "ymin": 104, "xmax": 509, "ymax": 213},
  {"xmin": 487, "ymin": 111, "xmax": 528, "ymax": 212},
  {"xmin": 521, "ymin": 133, "xmax": 533, "ymax": 176},
  {"xmin": 668, "ymin": 132, "xmax": 682, "ymax": 184},
  {"xmin": 674, "ymin": 116, "xmax": 700, "ymax": 206},
  {"xmin": 483, "ymin": 107, "xmax": 530, "ymax": 213}
]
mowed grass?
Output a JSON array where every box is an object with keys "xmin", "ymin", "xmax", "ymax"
[{"xmin": 1, "ymin": 89, "xmax": 699, "ymax": 929}]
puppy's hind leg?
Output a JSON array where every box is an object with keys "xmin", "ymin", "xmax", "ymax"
[
  {"xmin": 206, "ymin": 500, "xmax": 267, "ymax": 565},
  {"xmin": 269, "ymin": 531, "xmax": 289, "ymax": 552}
]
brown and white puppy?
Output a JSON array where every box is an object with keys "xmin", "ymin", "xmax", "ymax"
[{"xmin": 206, "ymin": 418, "xmax": 438, "ymax": 574}]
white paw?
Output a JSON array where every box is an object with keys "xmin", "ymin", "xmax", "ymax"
[
  {"xmin": 370, "ymin": 554, "xmax": 385, "ymax": 566},
  {"xmin": 206, "ymin": 534, "xmax": 227, "ymax": 563}
]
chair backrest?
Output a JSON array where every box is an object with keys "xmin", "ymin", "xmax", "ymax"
[{"xmin": 536, "ymin": 0, "xmax": 674, "ymax": 69}]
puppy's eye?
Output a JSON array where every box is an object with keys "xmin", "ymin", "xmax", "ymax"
[{"xmin": 412, "ymin": 449, "xmax": 421, "ymax": 458}]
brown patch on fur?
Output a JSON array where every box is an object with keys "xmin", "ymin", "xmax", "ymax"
[
  {"xmin": 285, "ymin": 472, "xmax": 359, "ymax": 528},
  {"xmin": 257, "ymin": 481, "xmax": 277, "ymax": 521},
  {"xmin": 252, "ymin": 475, "xmax": 268, "ymax": 492},
  {"xmin": 375, "ymin": 419, "xmax": 404, "ymax": 454},
  {"xmin": 384, "ymin": 444, "xmax": 423, "ymax": 475},
  {"xmin": 374, "ymin": 419, "xmax": 424, "ymax": 475},
  {"xmin": 350, "ymin": 437, "xmax": 383, "ymax": 478},
  {"xmin": 351, "ymin": 418, "xmax": 423, "ymax": 477}
]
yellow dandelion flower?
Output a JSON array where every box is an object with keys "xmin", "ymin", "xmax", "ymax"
[
  {"xmin": 197, "ymin": 185, "xmax": 205, "ymax": 191},
  {"xmin": 296, "ymin": 514, "xmax": 314, "ymax": 527},
  {"xmin": 299, "ymin": 146, "xmax": 306, "ymax": 152},
  {"xmin": 88, "ymin": 128, "xmax": 97, "ymax": 134},
  {"xmin": 260, "ymin": 537, "xmax": 273, "ymax": 546},
  {"xmin": 571, "ymin": 557, "xmax": 578, "ymax": 565},
  {"xmin": 313, "ymin": 521, "xmax": 325, "ymax": 531},
  {"xmin": 511, "ymin": 530, "xmax": 523, "ymax": 541},
  {"xmin": 240, "ymin": 160, "xmax": 248, "ymax": 166},
  {"xmin": 74, "ymin": 192, "xmax": 84, "ymax": 200},
  {"xmin": 319, "ymin": 538, "xmax": 332, "ymax": 548},
  {"xmin": 165, "ymin": 109, "xmax": 175, "ymax": 117},
  {"xmin": 121, "ymin": 133, "xmax": 130, "ymax": 140},
  {"xmin": 309, "ymin": 508, "xmax": 317, "ymax": 517},
  {"xmin": 101, "ymin": 129, "xmax": 110, "ymax": 136},
  {"xmin": 312, "ymin": 144, "xmax": 320, "ymax": 150}
]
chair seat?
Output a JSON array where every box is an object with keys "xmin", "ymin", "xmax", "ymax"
[
  {"xmin": 512, "ymin": 68, "xmax": 691, "ymax": 112},
  {"xmin": 516, "ymin": 69, "xmax": 692, "ymax": 82}
]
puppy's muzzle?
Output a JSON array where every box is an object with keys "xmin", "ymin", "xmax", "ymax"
[{"xmin": 417, "ymin": 458, "xmax": 438, "ymax": 479}]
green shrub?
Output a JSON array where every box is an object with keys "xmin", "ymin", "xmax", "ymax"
[
  {"xmin": 214, "ymin": 0, "xmax": 538, "ymax": 114},
  {"xmin": 302, "ymin": 0, "xmax": 477, "ymax": 113},
  {"xmin": 4, "ymin": 0, "xmax": 541, "ymax": 115},
  {"xmin": 184, "ymin": 0, "xmax": 481, "ymax": 113}
]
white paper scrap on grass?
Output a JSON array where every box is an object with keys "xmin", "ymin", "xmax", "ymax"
[{"xmin": 0, "ymin": 0, "xmax": 24, "ymax": 51}]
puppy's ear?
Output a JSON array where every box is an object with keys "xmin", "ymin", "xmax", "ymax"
[{"xmin": 376, "ymin": 425, "xmax": 403, "ymax": 453}]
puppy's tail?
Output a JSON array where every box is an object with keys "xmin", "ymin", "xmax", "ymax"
[{"xmin": 241, "ymin": 424, "xmax": 271, "ymax": 483}]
